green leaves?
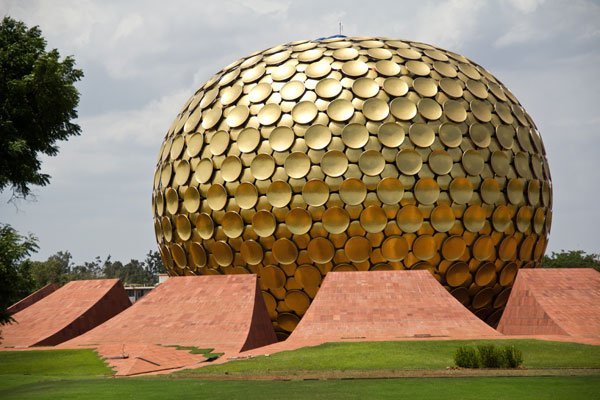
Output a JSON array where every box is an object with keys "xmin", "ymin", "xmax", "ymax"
[{"xmin": 0, "ymin": 16, "xmax": 83, "ymax": 199}]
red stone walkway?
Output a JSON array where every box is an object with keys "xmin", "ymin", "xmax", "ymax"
[
  {"xmin": 63, "ymin": 275, "xmax": 277, "ymax": 375},
  {"xmin": 497, "ymin": 268, "xmax": 600, "ymax": 345},
  {"xmin": 1, "ymin": 279, "xmax": 130, "ymax": 348}
]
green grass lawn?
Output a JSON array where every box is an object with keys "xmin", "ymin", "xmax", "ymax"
[
  {"xmin": 178, "ymin": 339, "xmax": 600, "ymax": 376},
  {"xmin": 0, "ymin": 376, "xmax": 598, "ymax": 400},
  {"xmin": 0, "ymin": 342, "xmax": 599, "ymax": 400}
]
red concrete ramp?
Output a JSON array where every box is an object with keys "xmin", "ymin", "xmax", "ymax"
[
  {"xmin": 288, "ymin": 270, "xmax": 500, "ymax": 345},
  {"xmin": 1, "ymin": 279, "xmax": 131, "ymax": 348},
  {"xmin": 7, "ymin": 283, "xmax": 59, "ymax": 315},
  {"xmin": 66, "ymin": 275, "xmax": 277, "ymax": 354},
  {"xmin": 497, "ymin": 268, "xmax": 600, "ymax": 342}
]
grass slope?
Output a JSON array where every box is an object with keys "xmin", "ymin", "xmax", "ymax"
[
  {"xmin": 179, "ymin": 339, "xmax": 600, "ymax": 376},
  {"xmin": 0, "ymin": 349, "xmax": 112, "ymax": 377}
]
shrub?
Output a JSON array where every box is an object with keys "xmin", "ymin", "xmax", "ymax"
[
  {"xmin": 477, "ymin": 344, "xmax": 503, "ymax": 368},
  {"xmin": 454, "ymin": 346, "xmax": 479, "ymax": 368},
  {"xmin": 502, "ymin": 345, "xmax": 523, "ymax": 368}
]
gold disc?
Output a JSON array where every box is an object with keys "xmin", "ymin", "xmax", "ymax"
[
  {"xmin": 406, "ymin": 60, "xmax": 430, "ymax": 76},
  {"xmin": 363, "ymin": 98, "xmax": 389, "ymax": 121},
  {"xmin": 261, "ymin": 265, "xmax": 286, "ymax": 289},
  {"xmin": 165, "ymin": 187, "xmax": 179, "ymax": 214},
  {"xmin": 412, "ymin": 235, "xmax": 436, "ymax": 260},
  {"xmin": 174, "ymin": 160, "xmax": 190, "ymax": 185},
  {"xmin": 170, "ymin": 243, "xmax": 187, "ymax": 267},
  {"xmin": 439, "ymin": 122, "xmax": 462, "ymax": 148},
  {"xmin": 390, "ymin": 97, "xmax": 417, "ymax": 120},
  {"xmin": 277, "ymin": 313, "xmax": 300, "ymax": 332},
  {"xmin": 302, "ymin": 179, "xmax": 330, "ymax": 206},
  {"xmin": 212, "ymin": 241, "xmax": 233, "ymax": 266},
  {"xmin": 443, "ymin": 100, "xmax": 467, "ymax": 122},
  {"xmin": 321, "ymin": 150, "xmax": 348, "ymax": 177},
  {"xmin": 308, "ymin": 237, "xmax": 335, "ymax": 263},
  {"xmin": 250, "ymin": 154, "xmax": 276, "ymax": 180},
  {"xmin": 333, "ymin": 47, "xmax": 358, "ymax": 60},
  {"xmin": 342, "ymin": 123, "xmax": 369, "ymax": 149},
  {"xmin": 285, "ymin": 208, "xmax": 312, "ymax": 235},
  {"xmin": 344, "ymin": 236, "xmax": 372, "ymax": 263},
  {"xmin": 481, "ymin": 178, "xmax": 500, "ymax": 204},
  {"xmin": 375, "ymin": 59, "xmax": 400, "ymax": 76},
  {"xmin": 267, "ymin": 180, "xmax": 292, "ymax": 208},
  {"xmin": 409, "ymin": 123, "xmax": 435, "ymax": 147},
  {"xmin": 376, "ymin": 177, "xmax": 404, "ymax": 205},
  {"xmin": 292, "ymin": 101, "xmax": 318, "ymax": 124},
  {"xmin": 491, "ymin": 151, "xmax": 510, "ymax": 176},
  {"xmin": 175, "ymin": 214, "xmax": 192, "ymax": 241},
  {"xmin": 449, "ymin": 177, "xmax": 473, "ymax": 204},
  {"xmin": 396, "ymin": 205, "xmax": 423, "ymax": 233},
  {"xmin": 189, "ymin": 242, "xmax": 207, "ymax": 268},
  {"xmin": 414, "ymin": 177, "xmax": 440, "ymax": 205},
  {"xmin": 252, "ymin": 210, "xmax": 277, "ymax": 237},
  {"xmin": 446, "ymin": 262, "xmax": 470, "ymax": 287},
  {"xmin": 378, "ymin": 122, "xmax": 405, "ymax": 148},
  {"xmin": 305, "ymin": 60, "xmax": 331, "ymax": 79},
  {"xmin": 272, "ymin": 238, "xmax": 299, "ymax": 264},
  {"xmin": 360, "ymin": 205, "xmax": 387, "ymax": 233},
  {"xmin": 240, "ymin": 240, "xmax": 263, "ymax": 265},
  {"xmin": 183, "ymin": 186, "xmax": 200, "ymax": 213},
  {"xmin": 464, "ymin": 205, "xmax": 486, "ymax": 232},
  {"xmin": 257, "ymin": 103, "xmax": 282, "ymax": 125},
  {"xmin": 395, "ymin": 149, "xmax": 423, "ymax": 175},
  {"xmin": 413, "ymin": 77, "xmax": 438, "ymax": 97},
  {"xmin": 417, "ymin": 98, "xmax": 442, "ymax": 120},
  {"xmin": 237, "ymin": 127, "xmax": 261, "ymax": 153},
  {"xmin": 429, "ymin": 150, "xmax": 453, "ymax": 175},
  {"xmin": 462, "ymin": 149, "xmax": 484, "ymax": 175},
  {"xmin": 280, "ymin": 80, "xmax": 305, "ymax": 101},
  {"xmin": 322, "ymin": 206, "xmax": 351, "ymax": 234},
  {"xmin": 381, "ymin": 236, "xmax": 409, "ymax": 262},
  {"xmin": 305, "ymin": 124, "xmax": 332, "ymax": 149},
  {"xmin": 499, "ymin": 262, "xmax": 518, "ymax": 286},
  {"xmin": 359, "ymin": 150, "xmax": 386, "ymax": 176},
  {"xmin": 285, "ymin": 290, "xmax": 311, "ymax": 314},
  {"xmin": 222, "ymin": 211, "xmax": 244, "ymax": 238},
  {"xmin": 285, "ymin": 152, "xmax": 311, "ymax": 178},
  {"xmin": 340, "ymin": 178, "xmax": 367, "ymax": 205},
  {"xmin": 209, "ymin": 130, "xmax": 230, "ymax": 156},
  {"xmin": 341, "ymin": 60, "xmax": 369, "ymax": 77},
  {"xmin": 248, "ymin": 82, "xmax": 272, "ymax": 103},
  {"xmin": 383, "ymin": 77, "xmax": 408, "ymax": 96},
  {"xmin": 327, "ymin": 99, "xmax": 355, "ymax": 121},
  {"xmin": 469, "ymin": 123, "xmax": 492, "ymax": 148},
  {"xmin": 195, "ymin": 213, "xmax": 214, "ymax": 240},
  {"xmin": 269, "ymin": 126, "xmax": 295, "ymax": 151},
  {"xmin": 431, "ymin": 204, "xmax": 455, "ymax": 232},
  {"xmin": 315, "ymin": 78, "xmax": 342, "ymax": 99},
  {"xmin": 473, "ymin": 235, "xmax": 494, "ymax": 261},
  {"xmin": 235, "ymin": 182, "xmax": 259, "ymax": 209},
  {"xmin": 442, "ymin": 235, "xmax": 466, "ymax": 261},
  {"xmin": 295, "ymin": 265, "xmax": 322, "ymax": 288},
  {"xmin": 352, "ymin": 77, "xmax": 380, "ymax": 98},
  {"xmin": 226, "ymin": 105, "xmax": 249, "ymax": 128},
  {"xmin": 207, "ymin": 184, "xmax": 227, "ymax": 210},
  {"xmin": 475, "ymin": 262, "xmax": 496, "ymax": 286},
  {"xmin": 221, "ymin": 156, "xmax": 242, "ymax": 182}
]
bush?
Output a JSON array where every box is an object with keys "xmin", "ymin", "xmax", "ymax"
[
  {"xmin": 454, "ymin": 346, "xmax": 479, "ymax": 368},
  {"xmin": 477, "ymin": 344, "xmax": 503, "ymax": 368},
  {"xmin": 502, "ymin": 345, "xmax": 523, "ymax": 368}
]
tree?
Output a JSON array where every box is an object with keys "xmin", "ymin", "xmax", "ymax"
[
  {"xmin": 144, "ymin": 250, "xmax": 166, "ymax": 284},
  {"xmin": 0, "ymin": 224, "xmax": 37, "ymax": 324},
  {"xmin": 543, "ymin": 250, "xmax": 600, "ymax": 272},
  {"xmin": 29, "ymin": 251, "xmax": 72, "ymax": 288},
  {"xmin": 0, "ymin": 16, "xmax": 83, "ymax": 199}
]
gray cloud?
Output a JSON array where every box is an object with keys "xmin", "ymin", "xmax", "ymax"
[{"xmin": 1, "ymin": 0, "xmax": 598, "ymax": 263}]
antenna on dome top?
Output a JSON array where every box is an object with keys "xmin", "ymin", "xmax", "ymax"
[{"xmin": 339, "ymin": 20, "xmax": 343, "ymax": 36}]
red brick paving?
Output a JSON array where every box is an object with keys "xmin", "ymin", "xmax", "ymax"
[
  {"xmin": 62, "ymin": 275, "xmax": 277, "ymax": 375},
  {"xmin": 1, "ymin": 279, "xmax": 131, "ymax": 348},
  {"xmin": 7, "ymin": 283, "xmax": 59, "ymax": 315},
  {"xmin": 497, "ymin": 268, "xmax": 600, "ymax": 344}
]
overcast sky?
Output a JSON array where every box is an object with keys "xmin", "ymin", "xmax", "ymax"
[{"xmin": 1, "ymin": 0, "xmax": 599, "ymax": 264}]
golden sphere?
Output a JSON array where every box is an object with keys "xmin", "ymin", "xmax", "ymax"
[{"xmin": 152, "ymin": 36, "xmax": 552, "ymax": 337}]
